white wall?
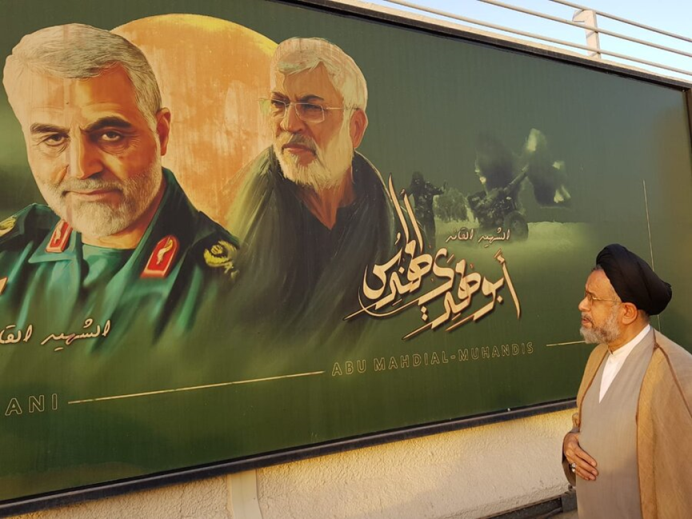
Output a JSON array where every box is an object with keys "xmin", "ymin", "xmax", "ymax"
[{"xmin": 17, "ymin": 408, "xmax": 573, "ymax": 519}]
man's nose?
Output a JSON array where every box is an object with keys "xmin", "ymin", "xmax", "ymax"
[
  {"xmin": 279, "ymin": 103, "xmax": 306, "ymax": 133},
  {"xmin": 578, "ymin": 297, "xmax": 589, "ymax": 312},
  {"xmin": 69, "ymin": 135, "xmax": 102, "ymax": 179}
]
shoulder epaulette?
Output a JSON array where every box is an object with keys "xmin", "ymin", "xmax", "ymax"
[
  {"xmin": 0, "ymin": 204, "xmax": 59, "ymax": 247},
  {"xmin": 0, "ymin": 215, "xmax": 17, "ymax": 239},
  {"xmin": 194, "ymin": 232, "xmax": 239, "ymax": 277}
]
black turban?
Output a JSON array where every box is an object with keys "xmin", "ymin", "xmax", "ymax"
[{"xmin": 596, "ymin": 244, "xmax": 672, "ymax": 315}]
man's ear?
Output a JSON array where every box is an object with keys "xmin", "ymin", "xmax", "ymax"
[
  {"xmin": 155, "ymin": 108, "xmax": 172, "ymax": 156},
  {"xmin": 621, "ymin": 302, "xmax": 639, "ymax": 325},
  {"xmin": 349, "ymin": 109, "xmax": 368, "ymax": 149}
]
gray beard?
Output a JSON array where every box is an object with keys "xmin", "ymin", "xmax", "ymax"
[
  {"xmin": 580, "ymin": 306, "xmax": 621, "ymax": 344},
  {"xmin": 38, "ymin": 161, "xmax": 163, "ymax": 239},
  {"xmin": 274, "ymin": 119, "xmax": 354, "ymax": 191}
]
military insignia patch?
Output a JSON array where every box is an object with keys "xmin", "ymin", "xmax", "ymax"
[
  {"xmin": 204, "ymin": 240, "xmax": 237, "ymax": 274},
  {"xmin": 46, "ymin": 220, "xmax": 72, "ymax": 253},
  {"xmin": 141, "ymin": 235, "xmax": 180, "ymax": 279},
  {"xmin": 0, "ymin": 216, "xmax": 17, "ymax": 238},
  {"xmin": 0, "ymin": 277, "xmax": 7, "ymax": 296}
]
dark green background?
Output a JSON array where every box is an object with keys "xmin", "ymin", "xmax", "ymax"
[{"xmin": 1, "ymin": 0, "xmax": 691, "ymax": 506}]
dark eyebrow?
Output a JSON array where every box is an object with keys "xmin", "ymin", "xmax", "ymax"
[
  {"xmin": 30, "ymin": 117, "xmax": 134, "ymax": 136},
  {"xmin": 30, "ymin": 123, "xmax": 66, "ymax": 135},
  {"xmin": 269, "ymin": 93, "xmax": 326, "ymax": 104},
  {"xmin": 83, "ymin": 117, "xmax": 134, "ymax": 133},
  {"xmin": 298, "ymin": 95, "xmax": 325, "ymax": 103}
]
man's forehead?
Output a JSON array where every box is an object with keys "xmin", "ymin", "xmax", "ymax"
[
  {"xmin": 586, "ymin": 269, "xmax": 614, "ymax": 294},
  {"xmin": 11, "ymin": 71, "xmax": 67, "ymax": 117},
  {"xmin": 11, "ymin": 66, "xmax": 142, "ymax": 127},
  {"xmin": 271, "ymin": 64, "xmax": 342, "ymax": 103}
]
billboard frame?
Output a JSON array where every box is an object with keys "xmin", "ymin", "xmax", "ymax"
[{"xmin": 1, "ymin": 0, "xmax": 690, "ymax": 514}]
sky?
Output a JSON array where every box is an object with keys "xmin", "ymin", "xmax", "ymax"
[{"xmin": 364, "ymin": 0, "xmax": 692, "ymax": 83}]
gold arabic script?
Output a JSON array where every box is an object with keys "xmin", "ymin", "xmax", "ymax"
[
  {"xmin": 41, "ymin": 318, "xmax": 112, "ymax": 351},
  {"xmin": 446, "ymin": 227, "xmax": 512, "ymax": 248},
  {"xmin": 0, "ymin": 324, "xmax": 33, "ymax": 345},
  {"xmin": 346, "ymin": 177, "xmax": 521, "ymax": 340}
]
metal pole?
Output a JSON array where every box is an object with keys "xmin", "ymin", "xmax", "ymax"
[{"xmin": 573, "ymin": 9, "xmax": 601, "ymax": 59}]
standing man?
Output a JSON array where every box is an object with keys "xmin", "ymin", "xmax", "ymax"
[
  {"xmin": 563, "ymin": 244, "xmax": 692, "ymax": 518},
  {"xmin": 228, "ymin": 37, "xmax": 393, "ymax": 337},
  {"xmin": 0, "ymin": 24, "xmax": 237, "ymax": 344}
]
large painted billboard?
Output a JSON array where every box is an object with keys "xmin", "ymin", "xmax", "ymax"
[{"xmin": 1, "ymin": 0, "xmax": 691, "ymax": 510}]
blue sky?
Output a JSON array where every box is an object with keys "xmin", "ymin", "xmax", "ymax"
[{"xmin": 365, "ymin": 0, "xmax": 692, "ymax": 82}]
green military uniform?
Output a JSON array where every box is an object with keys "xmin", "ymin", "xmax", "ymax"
[
  {"xmin": 0, "ymin": 170, "xmax": 242, "ymax": 496},
  {"xmin": 0, "ymin": 168, "xmax": 238, "ymax": 349}
]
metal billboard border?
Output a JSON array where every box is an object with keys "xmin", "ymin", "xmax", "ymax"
[{"xmin": 2, "ymin": 0, "xmax": 691, "ymax": 514}]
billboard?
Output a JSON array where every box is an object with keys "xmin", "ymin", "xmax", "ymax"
[{"xmin": 1, "ymin": 0, "xmax": 691, "ymax": 511}]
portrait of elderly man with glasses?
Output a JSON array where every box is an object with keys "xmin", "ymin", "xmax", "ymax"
[
  {"xmin": 562, "ymin": 244, "xmax": 692, "ymax": 518},
  {"xmin": 227, "ymin": 37, "xmax": 394, "ymax": 337}
]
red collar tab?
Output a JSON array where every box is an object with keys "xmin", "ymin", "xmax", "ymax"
[
  {"xmin": 46, "ymin": 220, "xmax": 72, "ymax": 253},
  {"xmin": 141, "ymin": 235, "xmax": 180, "ymax": 279}
]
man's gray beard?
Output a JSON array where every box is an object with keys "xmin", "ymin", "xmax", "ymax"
[
  {"xmin": 37, "ymin": 159, "xmax": 163, "ymax": 239},
  {"xmin": 580, "ymin": 305, "xmax": 621, "ymax": 344},
  {"xmin": 274, "ymin": 118, "xmax": 354, "ymax": 191}
]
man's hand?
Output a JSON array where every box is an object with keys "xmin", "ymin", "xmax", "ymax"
[{"xmin": 563, "ymin": 431, "xmax": 598, "ymax": 481}]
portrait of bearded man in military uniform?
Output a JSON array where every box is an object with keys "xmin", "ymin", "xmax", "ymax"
[{"xmin": 0, "ymin": 23, "xmax": 238, "ymax": 346}]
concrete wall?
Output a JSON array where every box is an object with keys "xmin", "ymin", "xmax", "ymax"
[{"xmin": 18, "ymin": 408, "xmax": 573, "ymax": 519}]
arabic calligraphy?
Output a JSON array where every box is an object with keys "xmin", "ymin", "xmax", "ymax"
[
  {"xmin": 346, "ymin": 177, "xmax": 521, "ymax": 340},
  {"xmin": 0, "ymin": 324, "xmax": 33, "ymax": 345},
  {"xmin": 446, "ymin": 226, "xmax": 512, "ymax": 248},
  {"xmin": 477, "ymin": 227, "xmax": 511, "ymax": 248},
  {"xmin": 446, "ymin": 227, "xmax": 474, "ymax": 243},
  {"xmin": 40, "ymin": 318, "xmax": 112, "ymax": 351}
]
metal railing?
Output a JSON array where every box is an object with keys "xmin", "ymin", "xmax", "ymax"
[
  {"xmin": 550, "ymin": 0, "xmax": 692, "ymax": 44},
  {"xmin": 378, "ymin": 0, "xmax": 692, "ymax": 80}
]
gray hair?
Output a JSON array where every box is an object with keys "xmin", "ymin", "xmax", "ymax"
[
  {"xmin": 272, "ymin": 37, "xmax": 368, "ymax": 111},
  {"xmin": 3, "ymin": 23, "xmax": 161, "ymax": 127}
]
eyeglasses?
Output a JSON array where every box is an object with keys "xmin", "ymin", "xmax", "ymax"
[
  {"xmin": 582, "ymin": 292, "xmax": 620, "ymax": 305},
  {"xmin": 259, "ymin": 98, "xmax": 349, "ymax": 123}
]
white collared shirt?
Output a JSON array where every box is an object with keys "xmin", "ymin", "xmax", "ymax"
[{"xmin": 599, "ymin": 324, "xmax": 651, "ymax": 402}]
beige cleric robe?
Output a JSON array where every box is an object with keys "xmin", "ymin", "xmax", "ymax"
[{"xmin": 563, "ymin": 331, "xmax": 692, "ymax": 518}]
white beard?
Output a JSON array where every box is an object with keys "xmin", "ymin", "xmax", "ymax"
[
  {"xmin": 274, "ymin": 117, "xmax": 354, "ymax": 190},
  {"xmin": 37, "ymin": 158, "xmax": 163, "ymax": 239}
]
